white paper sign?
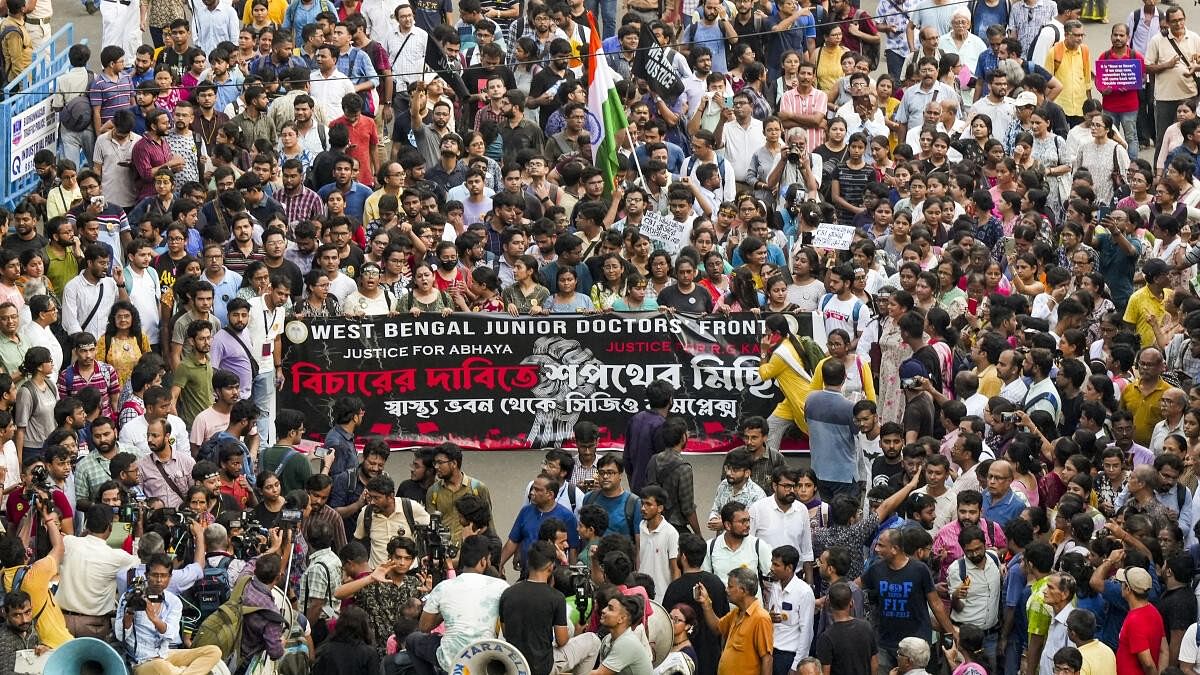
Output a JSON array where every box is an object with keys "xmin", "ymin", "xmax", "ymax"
[
  {"xmin": 811, "ymin": 223, "xmax": 856, "ymax": 250},
  {"xmin": 636, "ymin": 211, "xmax": 685, "ymax": 254}
]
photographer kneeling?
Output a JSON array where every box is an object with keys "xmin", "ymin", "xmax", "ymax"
[{"xmin": 115, "ymin": 553, "xmax": 222, "ymax": 675}]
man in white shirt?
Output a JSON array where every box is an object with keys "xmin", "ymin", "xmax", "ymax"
[
  {"xmin": 61, "ymin": 244, "xmax": 127, "ymax": 338},
  {"xmin": 683, "ymin": 131, "xmax": 735, "ymax": 205},
  {"xmin": 120, "ymin": 386, "xmax": 190, "ymax": 459},
  {"xmin": 246, "ymin": 277, "xmax": 289, "ymax": 445},
  {"xmin": 937, "ymin": 8, "xmax": 988, "ymax": 73},
  {"xmin": 383, "ymin": 3, "xmax": 429, "ymax": 92},
  {"xmin": 716, "ymin": 91, "xmax": 765, "ymax": 187},
  {"xmin": 946, "ymin": 527, "xmax": 1004, "ymax": 647},
  {"xmin": 123, "ymin": 238, "xmax": 162, "ymax": 350},
  {"xmin": 637, "ymin": 487, "xmax": 679, "ymax": 603},
  {"xmin": 309, "ymin": 45, "xmax": 356, "ymax": 122},
  {"xmin": 766, "ymin": 545, "xmax": 816, "ymax": 672},
  {"xmin": 747, "ymin": 467, "xmax": 815, "ymax": 583},
  {"xmin": 1029, "ymin": 3, "xmax": 1078, "ymax": 72},
  {"xmin": 56, "ymin": 504, "xmax": 140, "ymax": 639},
  {"xmin": 835, "ymin": 73, "xmax": 889, "ymax": 139},
  {"xmin": 191, "ymin": 0, "xmax": 240, "ymax": 55},
  {"xmin": 967, "ymin": 71, "xmax": 1017, "ymax": 141}
]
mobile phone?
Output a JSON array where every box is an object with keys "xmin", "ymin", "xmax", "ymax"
[
  {"xmin": 724, "ymin": 94, "xmax": 733, "ymax": 107},
  {"xmin": 1002, "ymin": 236, "xmax": 1016, "ymax": 258},
  {"xmin": 693, "ymin": 583, "xmax": 703, "ymax": 601},
  {"xmin": 942, "ymin": 634, "xmax": 955, "ymax": 650},
  {"xmin": 90, "ymin": 195, "xmax": 106, "ymax": 208},
  {"xmin": 313, "ymin": 446, "xmax": 329, "ymax": 459},
  {"xmin": 1096, "ymin": 205, "xmax": 1113, "ymax": 224}
]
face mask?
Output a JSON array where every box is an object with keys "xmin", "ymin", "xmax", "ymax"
[{"xmin": 439, "ymin": 260, "xmax": 458, "ymax": 271}]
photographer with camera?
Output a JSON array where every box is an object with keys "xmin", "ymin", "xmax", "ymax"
[
  {"xmin": 116, "ymin": 528, "xmax": 208, "ymax": 596},
  {"xmin": 354, "ymin": 474, "xmax": 430, "ymax": 569},
  {"xmin": 116, "ymin": 553, "xmax": 223, "ymax": 675},
  {"xmin": 331, "ymin": 439, "xmax": 390, "ymax": 538},
  {"xmin": 57, "ymin": 503, "xmax": 140, "ymax": 639},
  {"xmin": 0, "ymin": 491, "xmax": 69, "ymax": 648},
  {"xmin": 95, "ymin": 480, "xmax": 145, "ymax": 553},
  {"xmin": 501, "ymin": 540, "xmax": 601, "ymax": 675},
  {"xmin": 5, "ymin": 456, "xmax": 74, "ymax": 557},
  {"xmin": 407, "ymin": 534, "xmax": 510, "ymax": 675}
]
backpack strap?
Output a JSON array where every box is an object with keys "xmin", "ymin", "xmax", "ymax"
[
  {"xmin": 567, "ymin": 483, "xmax": 577, "ymax": 511},
  {"xmin": 401, "ymin": 498, "xmax": 416, "ymax": 535},
  {"xmin": 272, "ymin": 447, "xmax": 299, "ymax": 476},
  {"xmin": 623, "ymin": 492, "xmax": 638, "ymax": 538}
]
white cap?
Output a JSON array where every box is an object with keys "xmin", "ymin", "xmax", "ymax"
[{"xmin": 1014, "ymin": 91, "xmax": 1038, "ymax": 107}]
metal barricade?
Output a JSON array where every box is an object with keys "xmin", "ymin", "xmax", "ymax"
[{"xmin": 1, "ymin": 23, "xmax": 77, "ymax": 209}]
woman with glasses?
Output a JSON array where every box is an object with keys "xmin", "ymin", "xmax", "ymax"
[
  {"xmin": 655, "ymin": 604, "xmax": 698, "ymax": 675},
  {"xmin": 1072, "ymin": 113, "xmax": 1130, "ymax": 207},
  {"xmin": 297, "ymin": 269, "xmax": 342, "ymax": 319}
]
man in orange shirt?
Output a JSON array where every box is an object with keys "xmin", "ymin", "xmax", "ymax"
[
  {"xmin": 330, "ymin": 93, "xmax": 379, "ymax": 189},
  {"xmin": 697, "ymin": 566, "xmax": 774, "ymax": 675}
]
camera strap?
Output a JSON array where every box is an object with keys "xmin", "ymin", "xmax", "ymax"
[{"xmin": 153, "ymin": 459, "xmax": 189, "ymax": 504}]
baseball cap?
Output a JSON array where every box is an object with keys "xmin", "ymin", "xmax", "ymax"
[
  {"xmin": 899, "ymin": 358, "xmax": 929, "ymax": 380},
  {"xmin": 1115, "ymin": 566, "xmax": 1152, "ymax": 594},
  {"xmin": 1014, "ymin": 91, "xmax": 1037, "ymax": 108}
]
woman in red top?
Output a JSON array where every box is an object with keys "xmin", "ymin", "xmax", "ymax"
[{"xmin": 431, "ymin": 241, "xmax": 471, "ymax": 311}]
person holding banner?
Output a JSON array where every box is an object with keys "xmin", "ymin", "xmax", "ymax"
[
  {"xmin": 757, "ymin": 313, "xmax": 818, "ymax": 452},
  {"xmin": 1097, "ymin": 24, "xmax": 1145, "ymax": 161}
]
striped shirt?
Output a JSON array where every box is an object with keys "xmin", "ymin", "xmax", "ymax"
[
  {"xmin": 89, "ymin": 73, "xmax": 135, "ymax": 124},
  {"xmin": 779, "ymin": 86, "xmax": 828, "ymax": 151}
]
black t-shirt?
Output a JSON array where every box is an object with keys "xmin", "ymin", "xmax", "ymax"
[
  {"xmin": 871, "ymin": 457, "xmax": 905, "ymax": 488},
  {"xmin": 338, "ymin": 245, "xmax": 366, "ymax": 279},
  {"xmin": 265, "ymin": 258, "xmax": 304, "ymax": 299},
  {"xmin": 902, "ymin": 392, "xmax": 936, "ymax": 440},
  {"xmin": 814, "ymin": 618, "xmax": 877, "ymax": 675},
  {"xmin": 529, "ymin": 68, "xmax": 574, "ymax": 133},
  {"xmin": 656, "ymin": 285, "xmax": 714, "ymax": 314},
  {"xmin": 1157, "ymin": 585, "xmax": 1197, "ymax": 634},
  {"xmin": 663, "ymin": 571, "xmax": 729, "ymax": 675},
  {"xmin": 499, "ymin": 580, "xmax": 567, "ymax": 675},
  {"xmin": 396, "ymin": 478, "xmax": 427, "ymax": 503},
  {"xmin": 2, "ymin": 233, "xmax": 48, "ymax": 264},
  {"xmin": 861, "ymin": 558, "xmax": 936, "ymax": 650}
]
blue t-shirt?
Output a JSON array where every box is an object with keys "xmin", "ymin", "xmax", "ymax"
[
  {"xmin": 586, "ymin": 491, "xmax": 642, "ymax": 540},
  {"xmin": 508, "ymin": 502, "xmax": 580, "ymax": 565}
]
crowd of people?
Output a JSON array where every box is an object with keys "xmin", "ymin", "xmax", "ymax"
[{"xmin": 1, "ymin": 0, "xmax": 1200, "ymax": 673}]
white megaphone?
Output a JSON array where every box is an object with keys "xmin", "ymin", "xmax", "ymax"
[
  {"xmin": 450, "ymin": 638, "xmax": 531, "ymax": 675},
  {"xmin": 40, "ymin": 636, "xmax": 129, "ymax": 674}
]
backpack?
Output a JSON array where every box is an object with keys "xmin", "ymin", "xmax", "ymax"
[
  {"xmin": 186, "ymin": 554, "xmax": 235, "ymax": 631},
  {"xmin": 1049, "ymin": 41, "xmax": 1090, "ymax": 77},
  {"xmin": 582, "ymin": 489, "xmax": 640, "ymax": 538},
  {"xmin": 1026, "ymin": 23, "xmax": 1061, "ymax": 61},
  {"xmin": 197, "ymin": 431, "xmax": 240, "ymax": 465},
  {"xmin": 192, "ymin": 574, "xmax": 282, "ymax": 656},
  {"xmin": 60, "ymin": 72, "xmax": 96, "ymax": 132},
  {"xmin": 1130, "ymin": 6, "xmax": 1166, "ymax": 48}
]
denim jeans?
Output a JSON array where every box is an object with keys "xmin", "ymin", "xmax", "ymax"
[
  {"xmin": 886, "ymin": 49, "xmax": 906, "ymax": 82},
  {"xmin": 60, "ymin": 127, "xmax": 95, "ymax": 167},
  {"xmin": 584, "ymin": 0, "xmax": 617, "ymax": 39},
  {"xmin": 1109, "ymin": 109, "xmax": 1139, "ymax": 160},
  {"xmin": 252, "ymin": 369, "xmax": 276, "ymax": 447}
]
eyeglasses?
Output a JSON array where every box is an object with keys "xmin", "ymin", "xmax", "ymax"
[{"xmin": 597, "ymin": 469, "xmax": 620, "ymax": 477}]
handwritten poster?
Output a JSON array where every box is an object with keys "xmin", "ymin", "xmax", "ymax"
[{"xmin": 811, "ymin": 223, "xmax": 857, "ymax": 250}]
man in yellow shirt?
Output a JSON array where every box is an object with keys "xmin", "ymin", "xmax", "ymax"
[
  {"xmin": 972, "ymin": 332, "xmax": 1007, "ymax": 398},
  {"xmin": 1045, "ymin": 19, "xmax": 1093, "ymax": 123},
  {"xmin": 1120, "ymin": 347, "xmax": 1170, "ymax": 446},
  {"xmin": 0, "ymin": 496, "xmax": 71, "ymax": 648},
  {"xmin": 1124, "ymin": 259, "xmax": 1173, "ymax": 349},
  {"xmin": 697, "ymin": 567, "xmax": 774, "ymax": 675}
]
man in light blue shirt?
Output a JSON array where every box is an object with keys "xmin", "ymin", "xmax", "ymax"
[
  {"xmin": 982, "ymin": 459, "xmax": 1028, "ymax": 526},
  {"xmin": 115, "ymin": 553, "xmax": 223, "ymax": 673},
  {"xmin": 804, "ymin": 359, "xmax": 858, "ymax": 501}
]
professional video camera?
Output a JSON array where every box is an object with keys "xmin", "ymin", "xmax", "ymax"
[
  {"xmin": 25, "ymin": 465, "xmax": 55, "ymax": 500},
  {"xmin": 414, "ymin": 511, "xmax": 458, "ymax": 579},
  {"xmin": 565, "ymin": 562, "xmax": 594, "ymax": 616},
  {"xmin": 277, "ymin": 509, "xmax": 303, "ymax": 528},
  {"xmin": 229, "ymin": 512, "xmax": 270, "ymax": 560},
  {"xmin": 123, "ymin": 575, "xmax": 162, "ymax": 612}
]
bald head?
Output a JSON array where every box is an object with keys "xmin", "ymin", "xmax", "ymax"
[
  {"xmin": 986, "ymin": 459, "xmax": 1014, "ymax": 498},
  {"xmin": 1132, "ymin": 465, "xmax": 1159, "ymax": 492}
]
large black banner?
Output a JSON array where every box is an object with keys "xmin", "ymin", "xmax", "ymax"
[
  {"xmin": 633, "ymin": 24, "xmax": 686, "ymax": 102},
  {"xmin": 278, "ymin": 312, "xmax": 810, "ymax": 450}
]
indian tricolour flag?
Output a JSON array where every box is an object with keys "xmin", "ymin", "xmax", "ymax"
[{"xmin": 585, "ymin": 14, "xmax": 628, "ymax": 194}]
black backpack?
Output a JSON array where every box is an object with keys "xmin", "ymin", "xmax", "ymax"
[
  {"xmin": 60, "ymin": 72, "xmax": 96, "ymax": 132},
  {"xmin": 185, "ymin": 554, "xmax": 234, "ymax": 633}
]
